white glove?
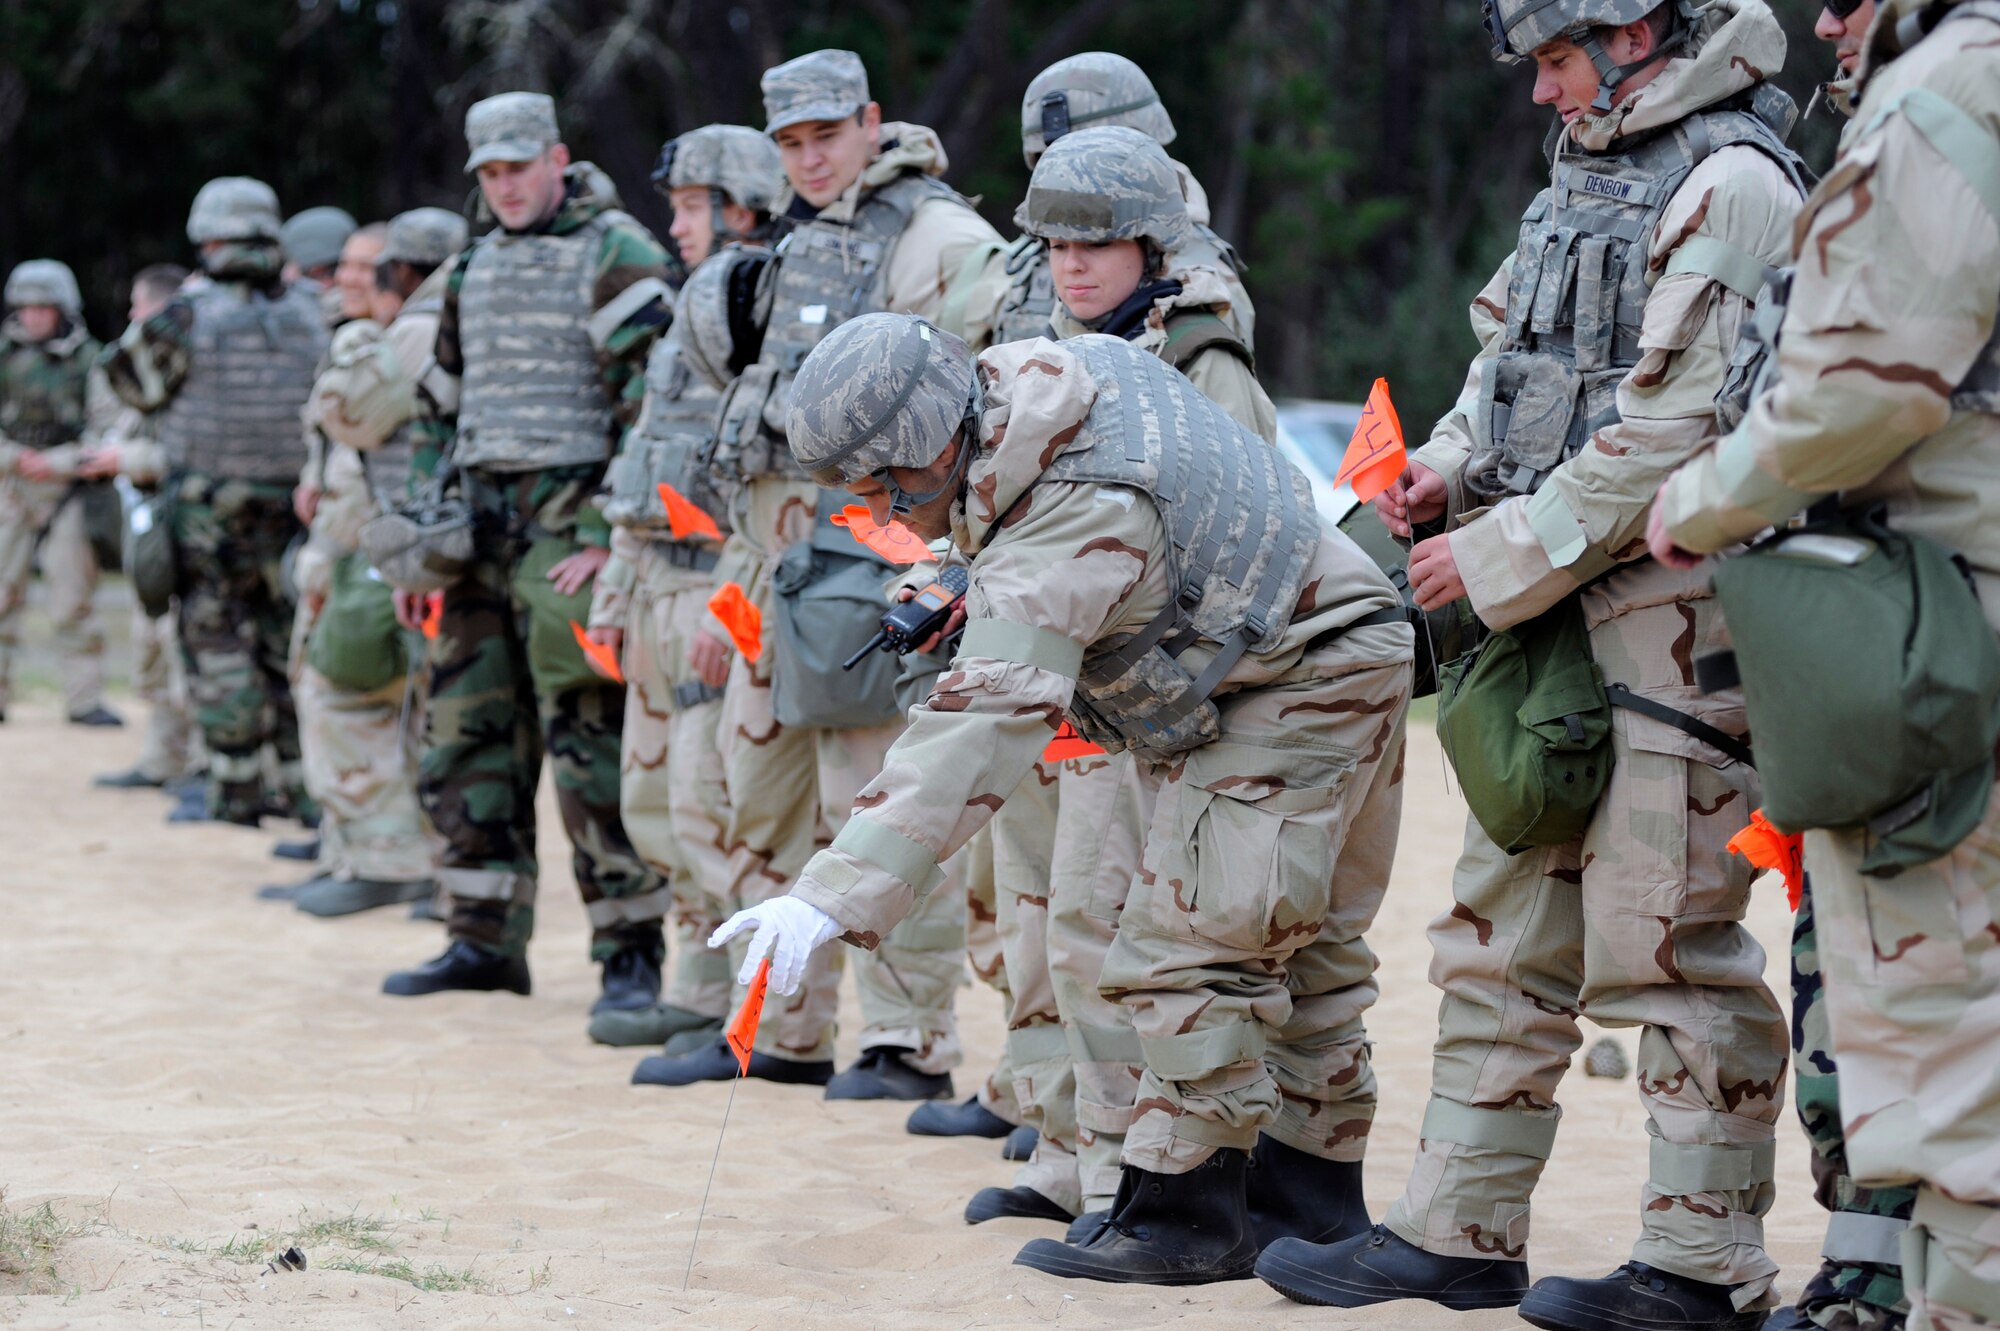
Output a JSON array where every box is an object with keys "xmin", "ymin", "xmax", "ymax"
[{"xmin": 709, "ymin": 896, "xmax": 843, "ymax": 996}]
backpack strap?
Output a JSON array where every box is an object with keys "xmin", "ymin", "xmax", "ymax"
[{"xmin": 1604, "ymin": 682, "xmax": 1755, "ymax": 767}]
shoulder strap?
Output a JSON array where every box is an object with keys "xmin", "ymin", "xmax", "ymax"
[
  {"xmin": 1161, "ymin": 310, "xmax": 1254, "ymax": 373},
  {"xmin": 1604, "ymin": 682, "xmax": 1755, "ymax": 767},
  {"xmin": 1869, "ymin": 87, "xmax": 2000, "ymax": 228}
]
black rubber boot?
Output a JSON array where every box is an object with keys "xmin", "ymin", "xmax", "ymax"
[
  {"xmin": 965, "ymin": 1186, "xmax": 1074, "ymax": 1225},
  {"xmin": 590, "ymin": 946, "xmax": 663, "ymax": 1015},
  {"xmin": 1066, "ymin": 1211, "xmax": 1111, "ymax": 1245},
  {"xmin": 295, "ymin": 877, "xmax": 434, "ymax": 918},
  {"xmin": 1003, "ymin": 1125, "xmax": 1038, "ymax": 1161},
  {"xmin": 270, "ymin": 838, "xmax": 321, "ymax": 862},
  {"xmin": 381, "ymin": 940, "xmax": 531, "ymax": 997},
  {"xmin": 824, "ymin": 1047, "xmax": 952, "ymax": 1102},
  {"xmin": 1257, "ymin": 1224, "xmax": 1529, "ymax": 1310},
  {"xmin": 1246, "ymin": 1134, "xmax": 1371, "ymax": 1248},
  {"xmin": 1013, "ymin": 1151, "xmax": 1259, "ymax": 1286},
  {"xmin": 588, "ymin": 1002, "xmax": 718, "ymax": 1049},
  {"xmin": 68, "ymin": 706, "xmax": 124, "ymax": 728},
  {"xmin": 1518, "ymin": 1262, "xmax": 1769, "ymax": 1331},
  {"xmin": 631, "ymin": 1037, "xmax": 832, "ymax": 1087},
  {"xmin": 94, "ymin": 767, "xmax": 165, "ymax": 789},
  {"xmin": 1760, "ymin": 1308, "xmax": 1811, "ymax": 1331},
  {"xmin": 258, "ymin": 874, "xmax": 331, "ymax": 902},
  {"xmin": 906, "ymin": 1096, "xmax": 1014, "ymax": 1139}
]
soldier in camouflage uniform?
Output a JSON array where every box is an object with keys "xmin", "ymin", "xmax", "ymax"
[
  {"xmin": 1650, "ymin": 2, "xmax": 2000, "ymax": 1326},
  {"xmin": 377, "ymin": 94, "xmax": 674, "ymax": 1016},
  {"xmin": 1256, "ymin": 4, "xmax": 1806, "ymax": 1326},
  {"xmin": 0, "ymin": 259, "xmax": 122, "ymax": 727},
  {"xmin": 104, "ymin": 178, "xmax": 329, "ymax": 825},
  {"xmin": 580, "ymin": 125, "xmax": 782, "ymax": 1055},
  {"xmin": 640, "ymin": 50, "xmax": 998, "ymax": 1097},
  {"xmin": 714, "ymin": 311, "xmax": 1414, "ymax": 1285}
]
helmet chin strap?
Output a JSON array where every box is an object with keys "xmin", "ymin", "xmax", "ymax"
[
  {"xmin": 1576, "ymin": 17, "xmax": 1689, "ymax": 114},
  {"xmin": 881, "ymin": 395, "xmax": 980, "ymax": 516}
]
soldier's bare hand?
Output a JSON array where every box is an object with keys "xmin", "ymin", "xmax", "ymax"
[
  {"xmin": 294, "ymin": 485, "xmax": 321, "ymax": 526},
  {"xmin": 547, "ymin": 545, "xmax": 610, "ymax": 596},
  {"xmin": 1409, "ymin": 533, "xmax": 1468, "ymax": 610},
  {"xmin": 1375, "ymin": 463, "xmax": 1446, "ymax": 538},
  {"xmin": 393, "ymin": 590, "xmax": 428, "ymax": 633},
  {"xmin": 77, "ymin": 447, "xmax": 121, "ymax": 480},
  {"xmin": 1646, "ymin": 482, "xmax": 1703, "ymax": 571},
  {"xmin": 584, "ymin": 625, "xmax": 623, "ymax": 679},
  {"xmin": 15, "ymin": 452, "xmax": 56, "ymax": 481},
  {"xmin": 688, "ymin": 629, "xmax": 731, "ymax": 688}
]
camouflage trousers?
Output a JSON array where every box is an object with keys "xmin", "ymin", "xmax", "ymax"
[
  {"xmin": 994, "ymin": 750, "xmax": 1152, "ymax": 1215},
  {"xmin": 963, "ymin": 825, "xmax": 1026, "ymax": 1125},
  {"xmin": 1383, "ymin": 714, "xmax": 1786, "ymax": 1296},
  {"xmin": 619, "ymin": 543, "xmax": 734, "ymax": 1021},
  {"xmin": 1804, "ymin": 782, "xmax": 2000, "ymax": 1331},
  {"xmin": 717, "ymin": 642, "xmax": 966, "ymax": 1070},
  {"xmin": 421, "ymin": 471, "xmax": 665, "ymax": 961},
  {"xmin": 132, "ymin": 603, "xmax": 200, "ymax": 783},
  {"xmin": 172, "ymin": 474, "xmax": 308, "ymax": 823},
  {"xmin": 295, "ymin": 663, "xmax": 432, "ymax": 883},
  {"xmin": 1792, "ymin": 882, "xmax": 1916, "ymax": 1330},
  {"xmin": 1101, "ymin": 648, "xmax": 1410, "ymax": 1176},
  {"xmin": 0, "ymin": 476, "xmax": 104, "ymax": 716}
]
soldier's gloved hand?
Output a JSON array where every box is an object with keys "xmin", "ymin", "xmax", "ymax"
[{"xmin": 709, "ymin": 896, "xmax": 842, "ymax": 997}]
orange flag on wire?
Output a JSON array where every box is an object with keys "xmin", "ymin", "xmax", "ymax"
[
  {"xmin": 1334, "ymin": 378, "xmax": 1408, "ymax": 504},
  {"xmin": 421, "ymin": 593, "xmax": 443, "ymax": 641},
  {"xmin": 1043, "ymin": 721, "xmax": 1106, "ymax": 763},
  {"xmin": 830, "ymin": 505, "xmax": 931, "ymax": 565},
  {"xmin": 708, "ymin": 581, "xmax": 763, "ymax": 662},
  {"xmin": 658, "ymin": 483, "xmax": 724, "ymax": 543},
  {"xmin": 725, "ymin": 957, "xmax": 773, "ymax": 1075},
  {"xmin": 1728, "ymin": 809, "xmax": 1805, "ymax": 911},
  {"xmin": 571, "ymin": 620, "xmax": 624, "ymax": 684}
]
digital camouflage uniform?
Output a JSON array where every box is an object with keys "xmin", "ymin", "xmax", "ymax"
[
  {"xmin": 0, "ymin": 262, "xmax": 117, "ymax": 720},
  {"xmin": 1657, "ymin": 3, "xmax": 2000, "ymax": 1324},
  {"xmin": 105, "ymin": 179, "xmax": 329, "ymax": 823},
  {"xmin": 416, "ymin": 98, "xmax": 674, "ymax": 962},
  {"xmin": 1369, "ymin": 2, "xmax": 1806, "ymax": 1301}
]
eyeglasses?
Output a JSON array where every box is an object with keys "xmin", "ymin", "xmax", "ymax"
[{"xmin": 1822, "ymin": 0, "xmax": 1868, "ymax": 19}]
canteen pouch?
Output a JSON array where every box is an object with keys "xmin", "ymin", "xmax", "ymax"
[
  {"xmin": 78, "ymin": 479, "xmax": 124, "ymax": 573},
  {"xmin": 359, "ymin": 467, "xmax": 474, "ymax": 596},
  {"xmin": 307, "ymin": 551, "xmax": 412, "ymax": 693},
  {"xmin": 1437, "ymin": 596, "xmax": 1612, "ymax": 853},
  {"xmin": 768, "ymin": 491, "xmax": 904, "ymax": 730},
  {"xmin": 125, "ymin": 481, "xmax": 179, "ymax": 619},
  {"xmin": 1707, "ymin": 508, "xmax": 2000, "ymax": 876}
]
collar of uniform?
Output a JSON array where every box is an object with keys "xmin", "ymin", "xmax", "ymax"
[
  {"xmin": 0, "ymin": 312, "xmax": 89, "ymax": 357},
  {"xmin": 1565, "ymin": 0, "xmax": 1781, "ymax": 151}
]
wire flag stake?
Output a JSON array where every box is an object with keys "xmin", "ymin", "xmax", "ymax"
[{"xmin": 682, "ymin": 956, "xmax": 772, "ymax": 1291}]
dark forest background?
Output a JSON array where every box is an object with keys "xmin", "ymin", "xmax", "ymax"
[{"xmin": 0, "ymin": 0, "xmax": 1842, "ymax": 430}]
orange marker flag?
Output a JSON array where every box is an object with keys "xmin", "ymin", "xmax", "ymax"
[
  {"xmin": 708, "ymin": 581, "xmax": 762, "ymax": 662},
  {"xmin": 571, "ymin": 620, "xmax": 624, "ymax": 684},
  {"xmin": 421, "ymin": 593, "xmax": 443, "ymax": 641},
  {"xmin": 1728, "ymin": 809, "xmax": 1805, "ymax": 911},
  {"xmin": 658, "ymin": 483, "xmax": 724, "ymax": 543},
  {"xmin": 725, "ymin": 957, "xmax": 773, "ymax": 1075},
  {"xmin": 1043, "ymin": 721, "xmax": 1106, "ymax": 763},
  {"xmin": 830, "ymin": 504, "xmax": 931, "ymax": 565},
  {"xmin": 1334, "ymin": 377, "xmax": 1408, "ymax": 504}
]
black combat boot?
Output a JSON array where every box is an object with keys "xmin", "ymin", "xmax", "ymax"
[
  {"xmin": 68, "ymin": 705, "xmax": 124, "ymax": 728},
  {"xmin": 94, "ymin": 767, "xmax": 165, "ymax": 789},
  {"xmin": 590, "ymin": 946, "xmax": 663, "ymax": 1015},
  {"xmin": 1256, "ymin": 1224, "xmax": 1530, "ymax": 1310},
  {"xmin": 965, "ymin": 1186, "xmax": 1074, "ymax": 1225},
  {"xmin": 824, "ymin": 1047, "xmax": 952, "ymax": 1101},
  {"xmin": 258, "ymin": 874, "xmax": 332, "ymax": 902},
  {"xmin": 381, "ymin": 940, "xmax": 531, "ymax": 997},
  {"xmin": 906, "ymin": 1095, "xmax": 1014, "ymax": 1139},
  {"xmin": 1245, "ymin": 1134, "xmax": 1370, "ymax": 1248},
  {"xmin": 270, "ymin": 837, "xmax": 321, "ymax": 862},
  {"xmin": 588, "ymin": 1002, "xmax": 719, "ymax": 1048},
  {"xmin": 631, "ymin": 1037, "xmax": 832, "ymax": 1087},
  {"xmin": 1013, "ymin": 1151, "xmax": 1259, "ymax": 1285},
  {"xmin": 1003, "ymin": 1125, "xmax": 1038, "ymax": 1161},
  {"xmin": 295, "ymin": 877, "xmax": 434, "ymax": 918},
  {"xmin": 1518, "ymin": 1262, "xmax": 1769, "ymax": 1331}
]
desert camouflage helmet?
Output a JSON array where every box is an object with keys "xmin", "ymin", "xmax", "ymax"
[
  {"xmin": 1019, "ymin": 52, "xmax": 1176, "ymax": 166},
  {"xmin": 279, "ymin": 206, "xmax": 358, "ymax": 271},
  {"xmin": 787, "ymin": 313, "xmax": 976, "ymax": 493},
  {"xmin": 187, "ymin": 176, "xmax": 284, "ymax": 245},
  {"xmin": 5, "ymin": 259, "xmax": 83, "ymax": 316},
  {"xmin": 677, "ymin": 245, "xmax": 773, "ymax": 392},
  {"xmin": 381, "ymin": 207, "xmax": 469, "ymax": 270},
  {"xmin": 1016, "ymin": 126, "xmax": 1191, "ymax": 254},
  {"xmin": 1481, "ymin": 0, "xmax": 1697, "ymax": 111},
  {"xmin": 652, "ymin": 124, "xmax": 784, "ymax": 215}
]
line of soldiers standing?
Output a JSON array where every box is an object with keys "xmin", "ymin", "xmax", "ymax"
[{"xmin": 1, "ymin": 1, "xmax": 1992, "ymax": 1327}]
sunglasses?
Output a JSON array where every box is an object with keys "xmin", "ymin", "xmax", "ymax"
[{"xmin": 1823, "ymin": 0, "xmax": 1868, "ymax": 18}]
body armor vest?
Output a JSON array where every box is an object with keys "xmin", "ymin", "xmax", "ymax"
[
  {"xmin": 1928, "ymin": 3, "xmax": 2000, "ymax": 416},
  {"xmin": 0, "ymin": 329, "xmax": 97, "ymax": 452},
  {"xmin": 1035, "ymin": 334, "xmax": 1319, "ymax": 760},
  {"xmin": 1466, "ymin": 88, "xmax": 1806, "ymax": 505},
  {"xmin": 993, "ymin": 236, "xmax": 1059, "ymax": 345},
  {"xmin": 712, "ymin": 171, "xmax": 967, "ymax": 485},
  {"xmin": 157, "ymin": 281, "xmax": 327, "ymax": 483},
  {"xmin": 455, "ymin": 210, "xmax": 627, "ymax": 472},
  {"xmin": 604, "ymin": 333, "xmax": 731, "ymax": 539},
  {"xmin": 364, "ymin": 292, "xmax": 443, "ymax": 507}
]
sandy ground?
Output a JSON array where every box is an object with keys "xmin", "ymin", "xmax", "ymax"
[{"xmin": 0, "ymin": 689, "xmax": 1824, "ymax": 1330}]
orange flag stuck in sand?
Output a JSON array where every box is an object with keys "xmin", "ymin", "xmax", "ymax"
[
  {"xmin": 1728, "ymin": 809, "xmax": 1805, "ymax": 911},
  {"xmin": 726, "ymin": 957, "xmax": 773, "ymax": 1075},
  {"xmin": 1043, "ymin": 721, "xmax": 1105, "ymax": 763},
  {"xmin": 831, "ymin": 505, "xmax": 931, "ymax": 565},
  {"xmin": 657, "ymin": 483, "xmax": 724, "ymax": 543},
  {"xmin": 708, "ymin": 581, "xmax": 762, "ymax": 662},
  {"xmin": 570, "ymin": 620, "xmax": 623, "ymax": 684},
  {"xmin": 1334, "ymin": 377, "xmax": 1408, "ymax": 504}
]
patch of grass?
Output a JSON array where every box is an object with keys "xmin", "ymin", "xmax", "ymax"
[
  {"xmin": 0, "ymin": 1194, "xmax": 84, "ymax": 1296},
  {"xmin": 323, "ymin": 1256, "xmax": 488, "ymax": 1293},
  {"xmin": 162, "ymin": 1207, "xmax": 397, "ymax": 1266}
]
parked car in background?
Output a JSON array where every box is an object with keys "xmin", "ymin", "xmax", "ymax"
[{"xmin": 1275, "ymin": 399, "xmax": 1365, "ymax": 526}]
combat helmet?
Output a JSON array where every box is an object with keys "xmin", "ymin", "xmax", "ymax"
[
  {"xmin": 676, "ymin": 245, "xmax": 774, "ymax": 392},
  {"xmin": 652, "ymin": 125, "xmax": 785, "ymax": 243},
  {"xmin": 5, "ymin": 260, "xmax": 83, "ymax": 316},
  {"xmin": 1019, "ymin": 52, "xmax": 1176, "ymax": 166},
  {"xmin": 1481, "ymin": 0, "xmax": 1701, "ymax": 112},
  {"xmin": 1016, "ymin": 126, "xmax": 1191, "ymax": 258},
  {"xmin": 381, "ymin": 207, "xmax": 469, "ymax": 271},
  {"xmin": 787, "ymin": 312, "xmax": 976, "ymax": 506},
  {"xmin": 187, "ymin": 177, "xmax": 284, "ymax": 245},
  {"xmin": 279, "ymin": 206, "xmax": 358, "ymax": 273}
]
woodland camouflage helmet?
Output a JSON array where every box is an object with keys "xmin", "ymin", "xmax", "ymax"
[
  {"xmin": 5, "ymin": 260, "xmax": 83, "ymax": 316},
  {"xmin": 1019, "ymin": 52, "xmax": 1176, "ymax": 167},
  {"xmin": 676, "ymin": 244, "xmax": 773, "ymax": 392},
  {"xmin": 1482, "ymin": 0, "xmax": 1700, "ymax": 112},
  {"xmin": 1016, "ymin": 126, "xmax": 1191, "ymax": 254},
  {"xmin": 651, "ymin": 124, "xmax": 784, "ymax": 245},
  {"xmin": 786, "ymin": 312, "xmax": 977, "ymax": 501},
  {"xmin": 187, "ymin": 177, "xmax": 283, "ymax": 244}
]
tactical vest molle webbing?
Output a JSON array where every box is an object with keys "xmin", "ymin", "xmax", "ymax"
[
  {"xmin": 157, "ymin": 282, "xmax": 327, "ymax": 483},
  {"xmin": 993, "ymin": 236, "xmax": 1060, "ymax": 344},
  {"xmin": 1158, "ymin": 309, "xmax": 1254, "ymax": 374},
  {"xmin": 454, "ymin": 211, "xmax": 627, "ymax": 472},
  {"xmin": 363, "ymin": 294, "xmax": 444, "ymax": 507},
  {"xmin": 1468, "ymin": 89, "xmax": 1807, "ymax": 504},
  {"xmin": 1038, "ymin": 334, "xmax": 1320, "ymax": 759},
  {"xmin": 603, "ymin": 335, "xmax": 731, "ymax": 537},
  {"xmin": 0, "ymin": 331, "xmax": 96, "ymax": 452}
]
